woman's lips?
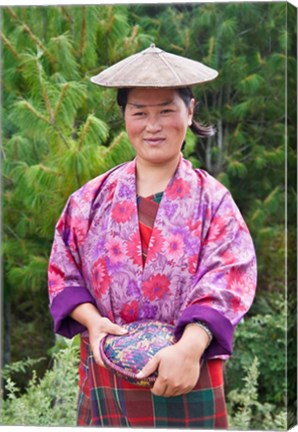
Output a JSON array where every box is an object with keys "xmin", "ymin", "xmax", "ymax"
[{"xmin": 144, "ymin": 137, "xmax": 165, "ymax": 145}]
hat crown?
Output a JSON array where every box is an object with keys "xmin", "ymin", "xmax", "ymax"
[{"xmin": 142, "ymin": 43, "xmax": 163, "ymax": 54}]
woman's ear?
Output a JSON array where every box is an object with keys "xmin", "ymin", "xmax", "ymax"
[{"xmin": 188, "ymin": 98, "xmax": 195, "ymax": 125}]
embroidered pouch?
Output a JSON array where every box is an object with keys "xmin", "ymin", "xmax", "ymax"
[{"xmin": 100, "ymin": 320, "xmax": 176, "ymax": 387}]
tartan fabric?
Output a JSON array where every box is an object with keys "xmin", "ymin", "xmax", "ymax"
[{"xmin": 77, "ymin": 337, "xmax": 228, "ymax": 428}]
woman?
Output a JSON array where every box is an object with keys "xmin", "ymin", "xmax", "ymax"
[{"xmin": 48, "ymin": 44, "xmax": 257, "ymax": 428}]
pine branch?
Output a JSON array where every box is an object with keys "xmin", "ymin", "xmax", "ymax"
[
  {"xmin": 77, "ymin": 115, "xmax": 109, "ymax": 148},
  {"xmin": 34, "ymin": 59, "xmax": 55, "ymax": 122},
  {"xmin": 22, "ymin": 24, "xmax": 54, "ymax": 64},
  {"xmin": 39, "ymin": 164, "xmax": 61, "ymax": 176},
  {"xmin": 21, "ymin": 100, "xmax": 51, "ymax": 125},
  {"xmin": 78, "ymin": 115, "xmax": 92, "ymax": 149},
  {"xmin": 41, "ymin": 83, "xmax": 54, "ymax": 122},
  {"xmin": 0, "ymin": 32, "xmax": 20, "ymax": 59},
  {"xmin": 5, "ymin": 7, "xmax": 55, "ymax": 65},
  {"xmin": 20, "ymin": 100, "xmax": 70, "ymax": 149},
  {"xmin": 4, "ymin": 224, "xmax": 22, "ymax": 241},
  {"xmin": 53, "ymin": 83, "xmax": 69, "ymax": 120},
  {"xmin": 124, "ymin": 25, "xmax": 139, "ymax": 49},
  {"xmin": 61, "ymin": 6, "xmax": 73, "ymax": 24},
  {"xmin": 79, "ymin": 6, "xmax": 87, "ymax": 57}
]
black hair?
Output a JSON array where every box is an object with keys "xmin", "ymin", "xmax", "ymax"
[{"xmin": 117, "ymin": 87, "xmax": 215, "ymax": 138}]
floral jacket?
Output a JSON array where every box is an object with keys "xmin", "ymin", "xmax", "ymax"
[{"xmin": 48, "ymin": 156, "xmax": 257, "ymax": 359}]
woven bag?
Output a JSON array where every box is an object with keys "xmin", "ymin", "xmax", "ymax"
[{"xmin": 100, "ymin": 320, "xmax": 176, "ymax": 387}]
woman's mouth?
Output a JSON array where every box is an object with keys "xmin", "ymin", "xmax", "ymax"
[{"xmin": 144, "ymin": 137, "xmax": 165, "ymax": 146}]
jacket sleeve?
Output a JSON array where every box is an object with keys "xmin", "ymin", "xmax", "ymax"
[
  {"xmin": 48, "ymin": 194, "xmax": 96, "ymax": 338},
  {"xmin": 175, "ymin": 190, "xmax": 257, "ymax": 359}
]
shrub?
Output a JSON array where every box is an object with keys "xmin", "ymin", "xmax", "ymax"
[
  {"xmin": 227, "ymin": 357, "xmax": 287, "ymax": 430},
  {"xmin": 1, "ymin": 338, "xmax": 79, "ymax": 426},
  {"xmin": 225, "ymin": 292, "xmax": 288, "ymax": 406}
]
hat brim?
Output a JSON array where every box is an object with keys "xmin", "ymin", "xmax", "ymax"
[{"xmin": 91, "ymin": 45, "xmax": 218, "ymax": 88}]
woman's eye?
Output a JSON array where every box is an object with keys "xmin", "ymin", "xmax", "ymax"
[
  {"xmin": 161, "ymin": 109, "xmax": 174, "ymax": 114},
  {"xmin": 133, "ymin": 112, "xmax": 145, "ymax": 117}
]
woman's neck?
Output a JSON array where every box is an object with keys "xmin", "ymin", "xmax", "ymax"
[{"xmin": 135, "ymin": 155, "xmax": 181, "ymax": 197}]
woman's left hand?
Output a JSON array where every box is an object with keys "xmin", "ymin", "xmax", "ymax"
[{"xmin": 136, "ymin": 323, "xmax": 211, "ymax": 397}]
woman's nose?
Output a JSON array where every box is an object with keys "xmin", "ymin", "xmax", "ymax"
[{"xmin": 145, "ymin": 115, "xmax": 162, "ymax": 133}]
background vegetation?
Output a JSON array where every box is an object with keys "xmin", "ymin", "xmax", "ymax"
[{"xmin": 1, "ymin": 3, "xmax": 297, "ymax": 429}]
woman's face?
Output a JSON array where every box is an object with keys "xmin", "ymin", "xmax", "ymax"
[{"xmin": 124, "ymin": 88, "xmax": 194, "ymax": 166}]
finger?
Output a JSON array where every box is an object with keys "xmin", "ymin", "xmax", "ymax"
[
  {"xmin": 136, "ymin": 356, "xmax": 160, "ymax": 379},
  {"xmin": 91, "ymin": 342, "xmax": 105, "ymax": 367},
  {"xmin": 107, "ymin": 322, "xmax": 128, "ymax": 336},
  {"xmin": 151, "ymin": 380, "xmax": 168, "ymax": 397}
]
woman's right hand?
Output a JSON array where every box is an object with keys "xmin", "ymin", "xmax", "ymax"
[
  {"xmin": 70, "ymin": 303, "xmax": 128, "ymax": 366},
  {"xmin": 87, "ymin": 316, "xmax": 128, "ymax": 366}
]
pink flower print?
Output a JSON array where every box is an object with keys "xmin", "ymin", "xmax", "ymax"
[
  {"xmin": 92, "ymin": 257, "xmax": 111, "ymax": 297},
  {"xmin": 187, "ymin": 219, "xmax": 202, "ymax": 235},
  {"xmin": 165, "ymin": 234, "xmax": 184, "ymax": 260},
  {"xmin": 48, "ymin": 265, "xmax": 64, "ymax": 296},
  {"xmin": 142, "ymin": 274, "xmax": 170, "ymax": 301},
  {"xmin": 205, "ymin": 216, "xmax": 227, "ymax": 243},
  {"xmin": 230, "ymin": 296, "xmax": 246, "ymax": 314},
  {"xmin": 167, "ymin": 178, "xmax": 191, "ymax": 199},
  {"xmin": 148, "ymin": 228, "xmax": 164, "ymax": 259},
  {"xmin": 111, "ymin": 201, "xmax": 134, "ymax": 223},
  {"xmin": 188, "ymin": 254, "xmax": 198, "ymax": 274},
  {"xmin": 120, "ymin": 300, "xmax": 139, "ymax": 323},
  {"xmin": 226, "ymin": 267, "xmax": 253, "ymax": 296},
  {"xmin": 106, "ymin": 238, "xmax": 125, "ymax": 264},
  {"xmin": 106, "ymin": 181, "xmax": 117, "ymax": 201},
  {"xmin": 71, "ymin": 218, "xmax": 87, "ymax": 246},
  {"xmin": 221, "ymin": 249, "xmax": 237, "ymax": 266},
  {"xmin": 127, "ymin": 230, "xmax": 142, "ymax": 265}
]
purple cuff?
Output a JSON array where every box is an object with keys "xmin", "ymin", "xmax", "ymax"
[
  {"xmin": 175, "ymin": 305, "xmax": 234, "ymax": 359},
  {"xmin": 50, "ymin": 286, "xmax": 96, "ymax": 338}
]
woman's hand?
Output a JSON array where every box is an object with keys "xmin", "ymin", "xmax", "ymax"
[
  {"xmin": 137, "ymin": 343, "xmax": 200, "ymax": 397},
  {"xmin": 136, "ymin": 323, "xmax": 211, "ymax": 397},
  {"xmin": 88, "ymin": 316, "xmax": 128, "ymax": 366},
  {"xmin": 70, "ymin": 303, "xmax": 128, "ymax": 366}
]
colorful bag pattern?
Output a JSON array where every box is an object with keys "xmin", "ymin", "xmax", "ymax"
[{"xmin": 100, "ymin": 320, "xmax": 176, "ymax": 387}]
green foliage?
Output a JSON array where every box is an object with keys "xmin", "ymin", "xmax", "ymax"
[
  {"xmin": 228, "ymin": 358, "xmax": 287, "ymax": 430},
  {"xmin": 225, "ymin": 293, "xmax": 296, "ymax": 410},
  {"xmin": 2, "ymin": 4, "xmax": 138, "ymax": 371},
  {"xmin": 1, "ymin": 340, "xmax": 79, "ymax": 426}
]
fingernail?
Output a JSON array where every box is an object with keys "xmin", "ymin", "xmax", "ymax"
[{"xmin": 136, "ymin": 371, "xmax": 144, "ymax": 379}]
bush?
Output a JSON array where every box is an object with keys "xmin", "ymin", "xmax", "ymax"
[
  {"xmin": 225, "ymin": 292, "xmax": 288, "ymax": 406},
  {"xmin": 1, "ymin": 338, "xmax": 79, "ymax": 426},
  {"xmin": 227, "ymin": 357, "xmax": 287, "ymax": 430}
]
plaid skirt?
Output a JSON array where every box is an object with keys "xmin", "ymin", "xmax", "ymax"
[{"xmin": 77, "ymin": 337, "xmax": 228, "ymax": 428}]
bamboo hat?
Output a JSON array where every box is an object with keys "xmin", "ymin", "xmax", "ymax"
[{"xmin": 91, "ymin": 44, "xmax": 218, "ymax": 88}]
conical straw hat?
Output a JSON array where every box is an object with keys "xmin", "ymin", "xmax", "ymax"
[{"xmin": 91, "ymin": 44, "xmax": 218, "ymax": 88}]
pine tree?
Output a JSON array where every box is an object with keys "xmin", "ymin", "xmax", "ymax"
[{"xmin": 2, "ymin": 5, "xmax": 149, "ymax": 369}]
